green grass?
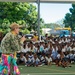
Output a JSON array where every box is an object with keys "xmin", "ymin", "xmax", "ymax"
[{"xmin": 18, "ymin": 64, "xmax": 75, "ymax": 75}]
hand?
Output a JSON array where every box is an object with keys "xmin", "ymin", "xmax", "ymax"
[{"xmin": 21, "ymin": 36, "xmax": 26, "ymax": 42}]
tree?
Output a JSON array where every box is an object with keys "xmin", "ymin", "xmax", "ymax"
[
  {"xmin": 43, "ymin": 23, "xmax": 61, "ymax": 29},
  {"xmin": 0, "ymin": 2, "xmax": 39, "ymax": 34},
  {"xmin": 64, "ymin": 4, "xmax": 75, "ymax": 31}
]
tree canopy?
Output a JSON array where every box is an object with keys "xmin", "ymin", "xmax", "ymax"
[
  {"xmin": 0, "ymin": 2, "xmax": 40, "ymax": 34},
  {"xmin": 64, "ymin": 4, "xmax": 75, "ymax": 31},
  {"xmin": 43, "ymin": 23, "xmax": 61, "ymax": 29}
]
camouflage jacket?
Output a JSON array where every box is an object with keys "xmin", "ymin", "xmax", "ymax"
[{"xmin": 1, "ymin": 32, "xmax": 22, "ymax": 53}]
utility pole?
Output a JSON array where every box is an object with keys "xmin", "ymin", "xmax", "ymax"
[{"xmin": 37, "ymin": 0, "xmax": 40, "ymax": 40}]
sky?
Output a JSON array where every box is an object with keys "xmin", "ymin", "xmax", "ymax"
[{"xmin": 34, "ymin": 3, "xmax": 72, "ymax": 23}]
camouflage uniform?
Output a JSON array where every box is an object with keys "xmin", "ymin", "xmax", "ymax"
[{"xmin": 1, "ymin": 32, "xmax": 22, "ymax": 53}]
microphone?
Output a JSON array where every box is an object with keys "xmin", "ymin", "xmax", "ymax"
[
  {"xmin": 19, "ymin": 32, "xmax": 26, "ymax": 38},
  {"xmin": 19, "ymin": 32, "xmax": 23, "ymax": 37}
]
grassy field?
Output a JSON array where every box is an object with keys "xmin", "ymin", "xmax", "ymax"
[{"xmin": 18, "ymin": 64, "xmax": 75, "ymax": 75}]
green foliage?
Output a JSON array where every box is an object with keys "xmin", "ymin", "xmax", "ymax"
[
  {"xmin": 0, "ymin": 2, "xmax": 41, "ymax": 34},
  {"xmin": 20, "ymin": 29, "xmax": 30, "ymax": 34},
  {"xmin": 43, "ymin": 23, "xmax": 61, "ymax": 29},
  {"xmin": 64, "ymin": 4, "xmax": 75, "ymax": 31}
]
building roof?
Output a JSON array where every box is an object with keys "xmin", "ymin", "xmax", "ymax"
[{"xmin": 0, "ymin": 0, "xmax": 75, "ymax": 3}]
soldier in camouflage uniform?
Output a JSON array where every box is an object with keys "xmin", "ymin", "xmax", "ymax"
[
  {"xmin": 0, "ymin": 23, "xmax": 26, "ymax": 75},
  {"xmin": 1, "ymin": 23, "xmax": 25, "ymax": 53}
]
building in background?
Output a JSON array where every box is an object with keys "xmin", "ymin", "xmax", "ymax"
[{"xmin": 42, "ymin": 28, "xmax": 52, "ymax": 35}]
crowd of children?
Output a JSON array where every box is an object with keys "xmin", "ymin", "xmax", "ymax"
[{"xmin": 17, "ymin": 35, "xmax": 75, "ymax": 68}]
